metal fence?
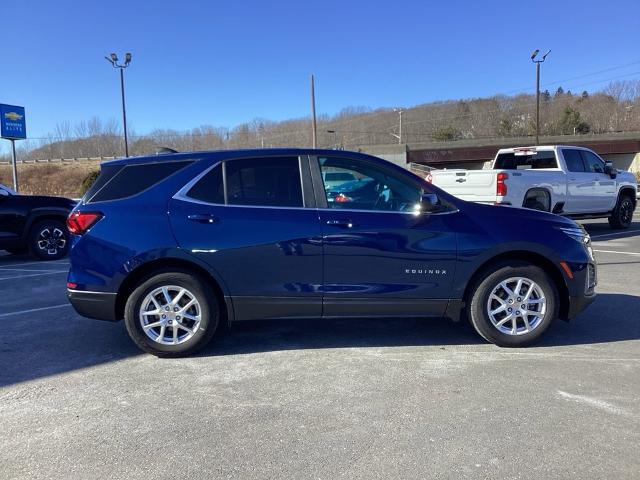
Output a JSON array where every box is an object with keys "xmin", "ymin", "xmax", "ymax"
[{"xmin": 0, "ymin": 156, "xmax": 116, "ymax": 165}]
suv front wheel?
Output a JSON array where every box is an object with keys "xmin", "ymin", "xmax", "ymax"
[
  {"xmin": 467, "ymin": 262, "xmax": 558, "ymax": 347},
  {"xmin": 124, "ymin": 270, "xmax": 220, "ymax": 357}
]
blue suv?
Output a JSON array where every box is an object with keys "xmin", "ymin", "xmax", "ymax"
[{"xmin": 67, "ymin": 149, "xmax": 596, "ymax": 356}]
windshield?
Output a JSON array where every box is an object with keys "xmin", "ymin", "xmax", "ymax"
[{"xmin": 494, "ymin": 151, "xmax": 557, "ymax": 169}]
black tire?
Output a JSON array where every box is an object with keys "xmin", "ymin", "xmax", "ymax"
[
  {"xmin": 124, "ymin": 270, "xmax": 219, "ymax": 357},
  {"xmin": 608, "ymin": 194, "xmax": 634, "ymax": 229},
  {"xmin": 29, "ymin": 219, "xmax": 70, "ymax": 260},
  {"xmin": 467, "ymin": 261, "xmax": 558, "ymax": 347}
]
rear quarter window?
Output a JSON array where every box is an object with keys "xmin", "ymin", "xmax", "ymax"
[{"xmin": 86, "ymin": 160, "xmax": 193, "ymax": 203}]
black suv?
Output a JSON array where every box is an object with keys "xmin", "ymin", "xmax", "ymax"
[{"xmin": 0, "ymin": 183, "xmax": 76, "ymax": 260}]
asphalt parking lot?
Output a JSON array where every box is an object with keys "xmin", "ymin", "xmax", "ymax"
[{"xmin": 1, "ymin": 217, "xmax": 639, "ymax": 480}]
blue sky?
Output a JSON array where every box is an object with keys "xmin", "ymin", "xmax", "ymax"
[{"xmin": 1, "ymin": 0, "xmax": 639, "ymax": 148}]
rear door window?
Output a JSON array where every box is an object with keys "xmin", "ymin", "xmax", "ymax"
[
  {"xmin": 186, "ymin": 157, "xmax": 304, "ymax": 208},
  {"xmin": 226, "ymin": 157, "xmax": 303, "ymax": 207},
  {"xmin": 186, "ymin": 164, "xmax": 224, "ymax": 204},
  {"xmin": 562, "ymin": 149, "xmax": 587, "ymax": 172}
]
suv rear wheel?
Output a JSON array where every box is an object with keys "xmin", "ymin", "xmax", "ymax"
[
  {"xmin": 467, "ymin": 262, "xmax": 558, "ymax": 347},
  {"xmin": 608, "ymin": 194, "xmax": 634, "ymax": 229},
  {"xmin": 124, "ymin": 271, "xmax": 219, "ymax": 357},
  {"xmin": 29, "ymin": 219, "xmax": 70, "ymax": 260}
]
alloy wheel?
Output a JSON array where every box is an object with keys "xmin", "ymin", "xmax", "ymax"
[
  {"xmin": 486, "ymin": 277, "xmax": 546, "ymax": 336},
  {"xmin": 139, "ymin": 285, "xmax": 202, "ymax": 345},
  {"xmin": 36, "ymin": 227, "xmax": 67, "ymax": 256}
]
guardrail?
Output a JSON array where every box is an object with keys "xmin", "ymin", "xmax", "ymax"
[{"xmin": 0, "ymin": 156, "xmax": 116, "ymax": 165}]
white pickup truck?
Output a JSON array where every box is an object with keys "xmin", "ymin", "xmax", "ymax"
[{"xmin": 427, "ymin": 145, "xmax": 638, "ymax": 229}]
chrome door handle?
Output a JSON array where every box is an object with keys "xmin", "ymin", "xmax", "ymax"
[
  {"xmin": 326, "ymin": 219, "xmax": 354, "ymax": 228},
  {"xmin": 188, "ymin": 213, "xmax": 219, "ymax": 224}
]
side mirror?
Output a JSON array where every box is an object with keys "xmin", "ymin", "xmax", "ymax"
[
  {"xmin": 604, "ymin": 161, "xmax": 618, "ymax": 179},
  {"xmin": 418, "ymin": 193, "xmax": 440, "ymax": 213}
]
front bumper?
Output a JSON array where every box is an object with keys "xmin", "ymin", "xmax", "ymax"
[
  {"xmin": 566, "ymin": 292, "xmax": 596, "ymax": 320},
  {"xmin": 68, "ymin": 289, "xmax": 119, "ymax": 322}
]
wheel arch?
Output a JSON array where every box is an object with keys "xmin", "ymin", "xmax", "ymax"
[
  {"xmin": 115, "ymin": 257, "xmax": 230, "ymax": 326},
  {"xmin": 617, "ymin": 186, "xmax": 637, "ymax": 208},
  {"xmin": 463, "ymin": 250, "xmax": 570, "ymax": 320},
  {"xmin": 523, "ymin": 188, "xmax": 551, "ymax": 211},
  {"xmin": 26, "ymin": 211, "xmax": 70, "ymax": 237}
]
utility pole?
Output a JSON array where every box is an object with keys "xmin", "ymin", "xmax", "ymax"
[
  {"xmin": 531, "ymin": 49, "xmax": 550, "ymax": 145},
  {"xmin": 310, "ymin": 74, "xmax": 317, "ymax": 148},
  {"xmin": 105, "ymin": 53, "xmax": 132, "ymax": 156}
]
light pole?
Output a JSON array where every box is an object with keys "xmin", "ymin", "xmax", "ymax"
[
  {"xmin": 105, "ymin": 52, "xmax": 132, "ymax": 156},
  {"xmin": 390, "ymin": 108, "xmax": 404, "ymax": 144},
  {"xmin": 531, "ymin": 49, "xmax": 550, "ymax": 145},
  {"xmin": 327, "ymin": 129, "xmax": 338, "ymax": 148}
]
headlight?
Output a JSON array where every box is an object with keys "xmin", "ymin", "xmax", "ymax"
[
  {"xmin": 557, "ymin": 226, "xmax": 590, "ymax": 244},
  {"xmin": 556, "ymin": 226, "xmax": 594, "ymax": 260}
]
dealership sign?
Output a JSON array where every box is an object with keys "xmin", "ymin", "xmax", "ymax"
[{"xmin": 0, "ymin": 104, "xmax": 27, "ymax": 139}]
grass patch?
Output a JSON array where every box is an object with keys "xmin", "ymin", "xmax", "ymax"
[{"xmin": 0, "ymin": 161, "xmax": 101, "ymax": 197}]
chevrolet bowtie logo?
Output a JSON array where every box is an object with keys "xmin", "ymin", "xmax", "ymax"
[{"xmin": 4, "ymin": 111, "xmax": 23, "ymax": 121}]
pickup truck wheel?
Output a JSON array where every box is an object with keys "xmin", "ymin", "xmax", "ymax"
[
  {"xmin": 29, "ymin": 219, "xmax": 70, "ymax": 260},
  {"xmin": 124, "ymin": 271, "xmax": 219, "ymax": 357},
  {"xmin": 468, "ymin": 262, "xmax": 558, "ymax": 347},
  {"xmin": 608, "ymin": 195, "xmax": 634, "ymax": 229}
]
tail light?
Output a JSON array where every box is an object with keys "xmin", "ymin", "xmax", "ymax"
[
  {"xmin": 67, "ymin": 211, "xmax": 103, "ymax": 235},
  {"xmin": 496, "ymin": 172, "xmax": 508, "ymax": 196},
  {"xmin": 335, "ymin": 193, "xmax": 353, "ymax": 203}
]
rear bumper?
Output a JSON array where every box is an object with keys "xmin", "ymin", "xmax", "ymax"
[{"xmin": 68, "ymin": 289, "xmax": 119, "ymax": 322}]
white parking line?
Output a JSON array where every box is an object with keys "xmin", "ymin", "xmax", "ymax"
[
  {"xmin": 0, "ymin": 270, "xmax": 68, "ymax": 281},
  {"xmin": 594, "ymin": 249, "xmax": 640, "ymax": 256},
  {"xmin": 590, "ymin": 230, "xmax": 640, "ymax": 239},
  {"xmin": 0, "ymin": 303, "xmax": 71, "ymax": 319}
]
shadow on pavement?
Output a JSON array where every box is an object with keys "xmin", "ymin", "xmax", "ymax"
[
  {"xmin": 2, "ymin": 293, "xmax": 637, "ymax": 388},
  {"xmin": 537, "ymin": 293, "xmax": 640, "ymax": 347},
  {"xmin": 582, "ymin": 220, "xmax": 640, "ymax": 240}
]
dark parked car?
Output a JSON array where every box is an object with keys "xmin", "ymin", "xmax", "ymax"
[
  {"xmin": 66, "ymin": 149, "xmax": 596, "ymax": 357},
  {"xmin": 0, "ymin": 183, "xmax": 75, "ymax": 260}
]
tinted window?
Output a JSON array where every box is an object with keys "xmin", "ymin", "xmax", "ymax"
[
  {"xmin": 186, "ymin": 164, "xmax": 224, "ymax": 204},
  {"xmin": 88, "ymin": 161, "xmax": 192, "ymax": 203},
  {"xmin": 494, "ymin": 151, "xmax": 557, "ymax": 169},
  {"xmin": 82, "ymin": 164, "xmax": 124, "ymax": 202},
  {"xmin": 581, "ymin": 151, "xmax": 605, "ymax": 173},
  {"xmin": 319, "ymin": 157, "xmax": 421, "ymax": 212},
  {"xmin": 324, "ymin": 172, "xmax": 356, "ymax": 182},
  {"xmin": 562, "ymin": 149, "xmax": 586, "ymax": 172},
  {"xmin": 225, "ymin": 157, "xmax": 303, "ymax": 207}
]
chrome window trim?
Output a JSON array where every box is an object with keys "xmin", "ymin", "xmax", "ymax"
[{"xmin": 173, "ymin": 158, "xmax": 459, "ymax": 216}]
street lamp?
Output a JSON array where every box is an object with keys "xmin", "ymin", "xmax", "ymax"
[
  {"xmin": 393, "ymin": 108, "xmax": 404, "ymax": 144},
  {"xmin": 531, "ymin": 49, "xmax": 550, "ymax": 145},
  {"xmin": 327, "ymin": 129, "xmax": 338, "ymax": 149},
  {"xmin": 105, "ymin": 52, "xmax": 132, "ymax": 156}
]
